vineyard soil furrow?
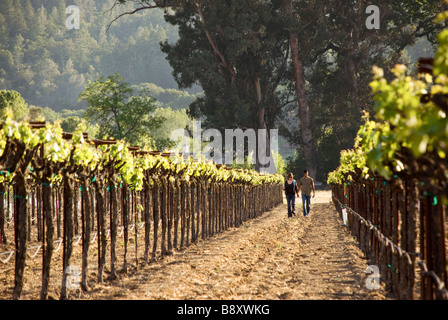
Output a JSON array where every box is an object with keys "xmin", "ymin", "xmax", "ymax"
[{"xmin": 76, "ymin": 191, "xmax": 391, "ymax": 300}]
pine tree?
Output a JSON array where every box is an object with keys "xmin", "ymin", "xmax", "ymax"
[
  {"xmin": 11, "ymin": 0, "xmax": 28, "ymax": 38},
  {"xmin": 57, "ymin": 0, "xmax": 67, "ymax": 28},
  {"xmin": 0, "ymin": 14, "xmax": 9, "ymax": 49},
  {"xmin": 22, "ymin": 0, "xmax": 36, "ymax": 40},
  {"xmin": 11, "ymin": 34, "xmax": 25, "ymax": 72},
  {"xmin": 3, "ymin": 0, "xmax": 15, "ymax": 43},
  {"xmin": 35, "ymin": 5, "xmax": 49, "ymax": 40}
]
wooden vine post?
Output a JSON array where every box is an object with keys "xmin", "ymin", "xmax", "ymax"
[
  {"xmin": 11, "ymin": 141, "xmax": 39, "ymax": 300},
  {"xmin": 143, "ymin": 176, "xmax": 151, "ymax": 263},
  {"xmin": 60, "ymin": 169, "xmax": 75, "ymax": 300},
  {"xmin": 121, "ymin": 183, "xmax": 129, "ymax": 271},
  {"xmin": 108, "ymin": 177, "xmax": 119, "ymax": 280},
  {"xmin": 168, "ymin": 178, "xmax": 174, "ymax": 253},
  {"xmin": 80, "ymin": 177, "xmax": 91, "ymax": 291},
  {"xmin": 160, "ymin": 176, "xmax": 168, "ymax": 255},
  {"xmin": 151, "ymin": 178, "xmax": 159, "ymax": 262}
]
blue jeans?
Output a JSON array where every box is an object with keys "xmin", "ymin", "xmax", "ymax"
[
  {"xmin": 302, "ymin": 194, "xmax": 311, "ymax": 216},
  {"xmin": 286, "ymin": 194, "xmax": 295, "ymax": 217}
]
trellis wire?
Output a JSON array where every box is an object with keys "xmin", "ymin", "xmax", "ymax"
[{"xmin": 332, "ymin": 180, "xmax": 448, "ymax": 300}]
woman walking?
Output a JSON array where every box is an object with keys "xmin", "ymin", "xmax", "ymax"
[{"xmin": 283, "ymin": 172, "xmax": 298, "ymax": 218}]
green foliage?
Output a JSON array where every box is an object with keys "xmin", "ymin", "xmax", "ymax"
[
  {"xmin": 230, "ymin": 155, "xmax": 255, "ymax": 171},
  {"xmin": 80, "ymin": 72, "xmax": 163, "ymax": 147},
  {"xmin": 273, "ymin": 152, "xmax": 286, "ymax": 177},
  {"xmin": 132, "ymin": 83, "xmax": 200, "ymax": 110},
  {"xmin": 147, "ymin": 106, "xmax": 191, "ymax": 151},
  {"xmin": 285, "ymin": 149, "xmax": 306, "ymax": 180},
  {"xmin": 60, "ymin": 116, "xmax": 82, "ymax": 133},
  {"xmin": 0, "ymin": 115, "xmax": 284, "ymax": 188},
  {"xmin": 25, "ymin": 105, "xmax": 45, "ymax": 122},
  {"xmin": 328, "ymin": 14, "xmax": 448, "ymax": 196},
  {"xmin": 40, "ymin": 108, "xmax": 101, "ymax": 139},
  {"xmin": 0, "ymin": 90, "xmax": 28, "ymax": 120}
]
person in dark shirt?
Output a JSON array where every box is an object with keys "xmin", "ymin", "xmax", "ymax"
[{"xmin": 283, "ymin": 172, "xmax": 299, "ymax": 218}]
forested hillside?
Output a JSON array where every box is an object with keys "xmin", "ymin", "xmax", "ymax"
[{"xmin": 0, "ymin": 0, "xmax": 196, "ymax": 111}]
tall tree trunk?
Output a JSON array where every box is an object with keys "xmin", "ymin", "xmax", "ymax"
[
  {"xmin": 345, "ymin": 55, "xmax": 359, "ymax": 111},
  {"xmin": 347, "ymin": 0, "xmax": 362, "ymax": 113},
  {"xmin": 254, "ymin": 75, "xmax": 276, "ymax": 174},
  {"xmin": 282, "ymin": 0, "xmax": 317, "ymax": 178}
]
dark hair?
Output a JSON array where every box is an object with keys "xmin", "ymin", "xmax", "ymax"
[
  {"xmin": 288, "ymin": 172, "xmax": 293, "ymax": 178},
  {"xmin": 303, "ymin": 169, "xmax": 308, "ymax": 174}
]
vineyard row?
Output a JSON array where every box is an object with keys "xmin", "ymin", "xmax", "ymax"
[
  {"xmin": 0, "ymin": 118, "xmax": 284, "ymax": 300},
  {"xmin": 332, "ymin": 177, "xmax": 447, "ymax": 300}
]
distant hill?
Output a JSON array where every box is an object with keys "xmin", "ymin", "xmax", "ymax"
[{"xmin": 0, "ymin": 0, "xmax": 194, "ymax": 112}]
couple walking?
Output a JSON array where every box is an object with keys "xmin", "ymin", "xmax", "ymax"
[{"xmin": 284, "ymin": 170, "xmax": 315, "ymax": 218}]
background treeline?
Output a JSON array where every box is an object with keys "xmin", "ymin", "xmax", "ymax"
[
  {"xmin": 0, "ymin": 0, "xmax": 205, "ymax": 152},
  {"xmin": 0, "ymin": 0, "xmax": 200, "ymax": 110}
]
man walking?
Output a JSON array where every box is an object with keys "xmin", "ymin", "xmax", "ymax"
[{"xmin": 298, "ymin": 170, "xmax": 315, "ymax": 217}]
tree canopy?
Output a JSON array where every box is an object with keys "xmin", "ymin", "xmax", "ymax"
[
  {"xmin": 0, "ymin": 89, "xmax": 28, "ymax": 120},
  {"xmin": 114, "ymin": 0, "xmax": 446, "ymax": 179},
  {"xmin": 80, "ymin": 72, "xmax": 164, "ymax": 147}
]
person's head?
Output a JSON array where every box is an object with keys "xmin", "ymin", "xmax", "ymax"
[
  {"xmin": 303, "ymin": 169, "xmax": 309, "ymax": 177},
  {"xmin": 288, "ymin": 172, "xmax": 293, "ymax": 179}
]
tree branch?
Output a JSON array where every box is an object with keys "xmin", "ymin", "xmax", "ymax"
[
  {"xmin": 106, "ymin": 1, "xmax": 170, "ymax": 32},
  {"xmin": 309, "ymin": 42, "xmax": 342, "ymax": 63},
  {"xmin": 194, "ymin": 2, "xmax": 237, "ymax": 83}
]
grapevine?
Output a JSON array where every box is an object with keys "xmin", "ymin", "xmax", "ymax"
[
  {"xmin": 0, "ymin": 116, "xmax": 283, "ymax": 299},
  {"xmin": 328, "ymin": 27, "xmax": 448, "ymax": 203},
  {"xmin": 327, "ymin": 15, "xmax": 448, "ymax": 300}
]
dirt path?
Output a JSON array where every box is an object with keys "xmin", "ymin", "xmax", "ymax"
[{"xmin": 81, "ymin": 191, "xmax": 390, "ymax": 300}]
